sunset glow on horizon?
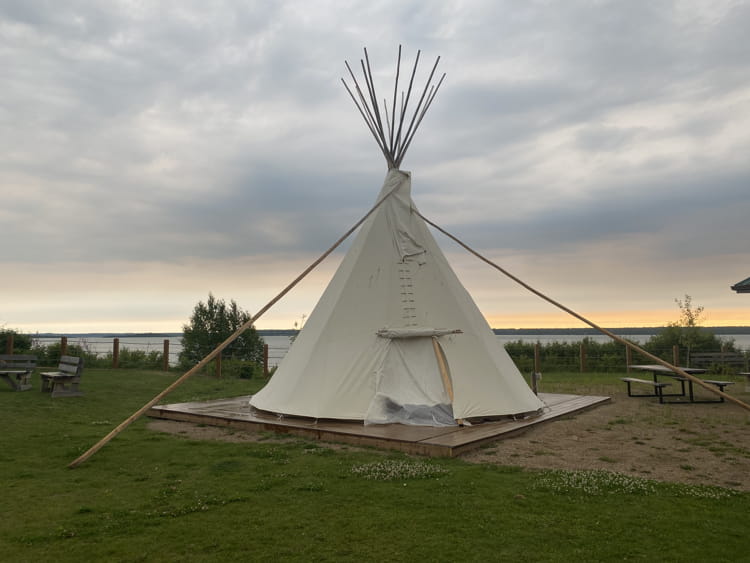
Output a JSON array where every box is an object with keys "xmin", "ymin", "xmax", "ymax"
[
  {"xmin": 484, "ymin": 308, "xmax": 750, "ymax": 330},
  {"xmin": 11, "ymin": 305, "xmax": 750, "ymax": 335}
]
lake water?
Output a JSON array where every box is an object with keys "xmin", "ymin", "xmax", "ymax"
[{"xmin": 34, "ymin": 332, "xmax": 750, "ymax": 368}]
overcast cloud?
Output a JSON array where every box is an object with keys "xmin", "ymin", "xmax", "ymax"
[{"xmin": 2, "ymin": 0, "xmax": 749, "ymax": 332}]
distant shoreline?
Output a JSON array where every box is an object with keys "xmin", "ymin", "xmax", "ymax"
[{"xmin": 31, "ymin": 326, "xmax": 750, "ymax": 338}]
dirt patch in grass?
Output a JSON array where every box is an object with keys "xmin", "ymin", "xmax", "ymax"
[
  {"xmin": 148, "ymin": 391, "xmax": 750, "ymax": 491},
  {"xmin": 463, "ymin": 392, "xmax": 750, "ymax": 491},
  {"xmin": 147, "ymin": 419, "xmax": 361, "ymax": 451},
  {"xmin": 148, "ymin": 419, "xmax": 268, "ymax": 443}
]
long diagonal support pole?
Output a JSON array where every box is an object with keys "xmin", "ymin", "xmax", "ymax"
[
  {"xmin": 416, "ymin": 210, "xmax": 750, "ymax": 413},
  {"xmin": 68, "ymin": 183, "xmax": 403, "ymax": 469}
]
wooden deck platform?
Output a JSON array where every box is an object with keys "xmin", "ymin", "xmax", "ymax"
[{"xmin": 147, "ymin": 393, "xmax": 610, "ymax": 457}]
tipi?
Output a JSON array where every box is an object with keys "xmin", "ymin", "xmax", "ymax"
[{"xmin": 250, "ymin": 48, "xmax": 545, "ymax": 426}]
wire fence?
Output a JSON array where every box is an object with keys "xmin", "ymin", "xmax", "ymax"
[
  {"xmin": 505, "ymin": 340, "xmax": 749, "ymax": 375},
  {"xmin": 25, "ymin": 334, "xmax": 750, "ymax": 375},
  {"xmin": 31, "ymin": 336, "xmax": 290, "ymax": 371}
]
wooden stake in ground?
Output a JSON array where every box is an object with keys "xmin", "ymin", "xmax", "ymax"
[{"xmin": 68, "ymin": 183, "xmax": 403, "ymax": 469}]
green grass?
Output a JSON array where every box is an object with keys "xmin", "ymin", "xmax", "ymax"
[{"xmin": 1, "ymin": 369, "xmax": 748, "ymax": 562}]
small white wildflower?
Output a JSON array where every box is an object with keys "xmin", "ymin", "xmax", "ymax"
[
  {"xmin": 535, "ymin": 469, "xmax": 738, "ymax": 498},
  {"xmin": 351, "ymin": 460, "xmax": 448, "ymax": 481}
]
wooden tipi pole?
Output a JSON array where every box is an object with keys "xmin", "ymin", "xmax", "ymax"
[
  {"xmin": 68, "ymin": 183, "xmax": 403, "ymax": 469},
  {"xmin": 417, "ymin": 210, "xmax": 750, "ymax": 413}
]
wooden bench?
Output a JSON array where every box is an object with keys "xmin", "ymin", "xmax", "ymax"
[
  {"xmin": 700, "ymin": 379, "xmax": 734, "ymax": 402},
  {"xmin": 620, "ymin": 377, "xmax": 672, "ymax": 404},
  {"xmin": 649, "ymin": 376, "xmax": 734, "ymax": 405},
  {"xmin": 0, "ymin": 354, "xmax": 37, "ymax": 391},
  {"xmin": 40, "ymin": 356, "xmax": 84, "ymax": 398},
  {"xmin": 664, "ymin": 375, "xmax": 735, "ymax": 403},
  {"xmin": 688, "ymin": 352, "xmax": 747, "ymax": 372}
]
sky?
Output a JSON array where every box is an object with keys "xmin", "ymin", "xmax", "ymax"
[{"xmin": 2, "ymin": 0, "xmax": 749, "ymax": 334}]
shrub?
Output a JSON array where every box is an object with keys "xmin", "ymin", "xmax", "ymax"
[
  {"xmin": 102, "ymin": 347, "xmax": 164, "ymax": 369},
  {"xmin": 0, "ymin": 328, "xmax": 32, "ymax": 353}
]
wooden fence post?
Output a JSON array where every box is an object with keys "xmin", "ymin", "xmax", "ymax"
[
  {"xmin": 672, "ymin": 345, "xmax": 680, "ymax": 367},
  {"xmin": 163, "ymin": 339, "xmax": 170, "ymax": 371},
  {"xmin": 534, "ymin": 343, "xmax": 541, "ymax": 374},
  {"xmin": 5, "ymin": 333, "xmax": 13, "ymax": 354},
  {"xmin": 579, "ymin": 342, "xmax": 587, "ymax": 373},
  {"xmin": 113, "ymin": 338, "xmax": 120, "ymax": 368},
  {"xmin": 263, "ymin": 344, "xmax": 269, "ymax": 377},
  {"xmin": 625, "ymin": 345, "xmax": 632, "ymax": 372},
  {"xmin": 60, "ymin": 336, "xmax": 68, "ymax": 357}
]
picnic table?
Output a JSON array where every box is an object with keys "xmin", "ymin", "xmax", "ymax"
[
  {"xmin": 627, "ymin": 364, "xmax": 733, "ymax": 403},
  {"xmin": 0, "ymin": 355, "xmax": 36, "ymax": 391}
]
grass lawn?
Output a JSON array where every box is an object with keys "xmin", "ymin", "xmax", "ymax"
[{"xmin": 1, "ymin": 369, "xmax": 747, "ymax": 562}]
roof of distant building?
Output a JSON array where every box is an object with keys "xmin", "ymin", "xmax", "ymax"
[{"xmin": 731, "ymin": 277, "xmax": 750, "ymax": 293}]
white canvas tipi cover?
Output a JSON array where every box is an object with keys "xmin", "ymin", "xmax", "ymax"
[{"xmin": 250, "ymin": 169, "xmax": 545, "ymax": 425}]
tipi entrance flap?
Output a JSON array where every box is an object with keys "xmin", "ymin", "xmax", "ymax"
[{"xmin": 365, "ymin": 337, "xmax": 456, "ymax": 427}]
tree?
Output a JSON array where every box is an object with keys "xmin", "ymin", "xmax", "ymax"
[
  {"xmin": 675, "ymin": 294, "xmax": 704, "ymax": 329},
  {"xmin": 643, "ymin": 294, "xmax": 730, "ymax": 364},
  {"xmin": 674, "ymin": 295, "xmax": 705, "ymax": 362},
  {"xmin": 179, "ymin": 294, "xmax": 264, "ymax": 370}
]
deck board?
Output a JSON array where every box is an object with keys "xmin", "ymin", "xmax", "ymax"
[{"xmin": 147, "ymin": 393, "xmax": 610, "ymax": 457}]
